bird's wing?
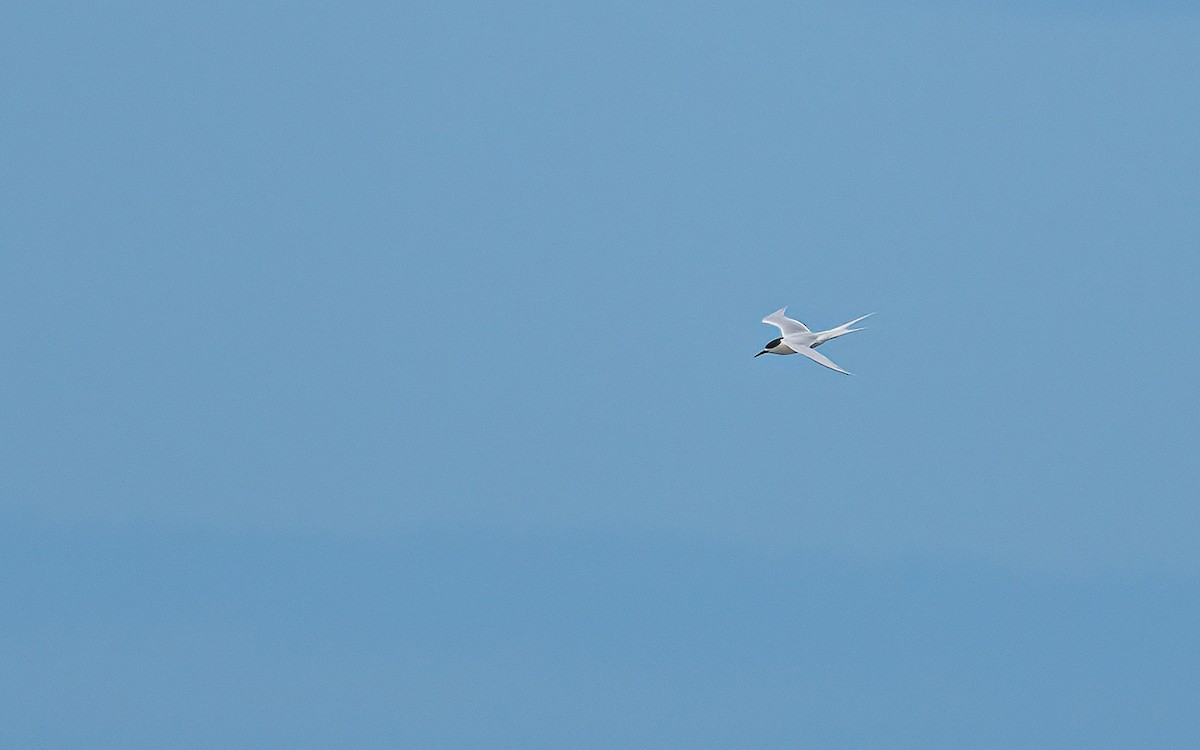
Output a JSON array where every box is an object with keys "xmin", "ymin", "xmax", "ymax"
[
  {"xmin": 786, "ymin": 339, "xmax": 852, "ymax": 375},
  {"xmin": 762, "ymin": 307, "xmax": 810, "ymax": 335}
]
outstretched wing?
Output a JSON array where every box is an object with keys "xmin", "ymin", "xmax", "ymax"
[
  {"xmin": 786, "ymin": 339, "xmax": 852, "ymax": 375},
  {"xmin": 762, "ymin": 307, "xmax": 810, "ymax": 335}
]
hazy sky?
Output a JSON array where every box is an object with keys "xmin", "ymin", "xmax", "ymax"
[{"xmin": 3, "ymin": 1, "xmax": 1199, "ymax": 747}]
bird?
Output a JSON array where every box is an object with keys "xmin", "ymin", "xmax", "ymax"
[{"xmin": 754, "ymin": 307, "xmax": 873, "ymax": 375}]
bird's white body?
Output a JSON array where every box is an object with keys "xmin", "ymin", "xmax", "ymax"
[{"xmin": 756, "ymin": 307, "xmax": 872, "ymax": 375}]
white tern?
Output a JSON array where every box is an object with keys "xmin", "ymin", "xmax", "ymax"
[{"xmin": 754, "ymin": 307, "xmax": 872, "ymax": 375}]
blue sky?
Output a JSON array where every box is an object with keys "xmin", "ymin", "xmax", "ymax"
[{"xmin": 3, "ymin": 1, "xmax": 1199, "ymax": 747}]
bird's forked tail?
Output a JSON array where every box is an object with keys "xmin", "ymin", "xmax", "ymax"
[{"xmin": 815, "ymin": 313, "xmax": 873, "ymax": 345}]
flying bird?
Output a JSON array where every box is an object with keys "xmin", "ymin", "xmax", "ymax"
[{"xmin": 754, "ymin": 307, "xmax": 872, "ymax": 375}]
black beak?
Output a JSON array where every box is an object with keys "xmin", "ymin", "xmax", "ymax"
[{"xmin": 754, "ymin": 350, "xmax": 767, "ymax": 358}]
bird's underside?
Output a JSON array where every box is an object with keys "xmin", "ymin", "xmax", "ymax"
[{"xmin": 783, "ymin": 338, "xmax": 853, "ymax": 375}]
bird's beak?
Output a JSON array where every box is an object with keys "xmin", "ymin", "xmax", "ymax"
[{"xmin": 754, "ymin": 350, "xmax": 767, "ymax": 358}]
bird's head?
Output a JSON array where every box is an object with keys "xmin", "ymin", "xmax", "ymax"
[{"xmin": 754, "ymin": 337, "xmax": 782, "ymax": 358}]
